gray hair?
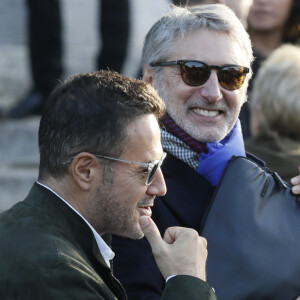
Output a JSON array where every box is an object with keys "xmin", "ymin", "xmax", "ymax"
[
  {"xmin": 142, "ymin": 4, "xmax": 253, "ymax": 77},
  {"xmin": 251, "ymin": 44, "xmax": 300, "ymax": 140}
]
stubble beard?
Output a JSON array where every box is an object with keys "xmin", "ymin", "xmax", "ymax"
[
  {"xmin": 90, "ymin": 166, "xmax": 150, "ymax": 239},
  {"xmin": 154, "ymin": 76, "xmax": 241, "ymax": 143},
  {"xmin": 91, "ymin": 185, "xmax": 145, "ymax": 240}
]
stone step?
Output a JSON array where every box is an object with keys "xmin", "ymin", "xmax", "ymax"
[
  {"xmin": 0, "ymin": 117, "xmax": 39, "ymax": 160},
  {"xmin": 0, "ymin": 167, "xmax": 37, "ymax": 212},
  {"xmin": 0, "ymin": 117, "xmax": 39, "ymax": 212}
]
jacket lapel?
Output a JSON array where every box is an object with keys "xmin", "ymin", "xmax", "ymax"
[{"xmin": 25, "ymin": 183, "xmax": 127, "ymax": 299}]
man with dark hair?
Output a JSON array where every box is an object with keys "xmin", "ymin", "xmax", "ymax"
[{"xmin": 0, "ymin": 70, "xmax": 216, "ymax": 299}]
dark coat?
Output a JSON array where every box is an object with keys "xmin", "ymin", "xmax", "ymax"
[
  {"xmin": 0, "ymin": 183, "xmax": 215, "ymax": 299},
  {"xmin": 245, "ymin": 129, "xmax": 300, "ymax": 183},
  {"xmin": 112, "ymin": 153, "xmax": 300, "ymax": 300}
]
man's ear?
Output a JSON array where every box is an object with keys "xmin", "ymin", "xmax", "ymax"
[
  {"xmin": 71, "ymin": 152, "xmax": 99, "ymax": 191},
  {"xmin": 143, "ymin": 65, "xmax": 155, "ymax": 84}
]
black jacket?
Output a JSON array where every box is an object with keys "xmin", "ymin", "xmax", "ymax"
[{"xmin": 0, "ymin": 183, "xmax": 215, "ymax": 299}]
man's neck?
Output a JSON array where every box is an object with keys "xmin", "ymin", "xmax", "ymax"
[{"xmin": 39, "ymin": 176, "xmax": 84, "ymax": 215}]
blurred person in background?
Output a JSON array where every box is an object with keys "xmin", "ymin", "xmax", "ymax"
[
  {"xmin": 245, "ymin": 44, "xmax": 300, "ymax": 182},
  {"xmin": 171, "ymin": 0, "xmax": 253, "ymax": 28},
  {"xmin": 248, "ymin": 0, "xmax": 300, "ymax": 60},
  {"xmin": 241, "ymin": 0, "xmax": 300, "ymax": 139},
  {"xmin": 5, "ymin": 0, "xmax": 130, "ymax": 119}
]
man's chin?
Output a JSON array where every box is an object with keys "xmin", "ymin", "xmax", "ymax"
[
  {"xmin": 129, "ymin": 225, "xmax": 144, "ymax": 240},
  {"xmin": 182, "ymin": 119, "xmax": 232, "ymax": 142},
  {"xmin": 192, "ymin": 128, "xmax": 229, "ymax": 143},
  {"xmin": 114, "ymin": 225, "xmax": 144, "ymax": 240},
  {"xmin": 134, "ymin": 231, "xmax": 144, "ymax": 240},
  {"xmin": 124, "ymin": 231, "xmax": 144, "ymax": 240}
]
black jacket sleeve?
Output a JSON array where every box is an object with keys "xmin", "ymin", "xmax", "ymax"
[{"xmin": 112, "ymin": 236, "xmax": 164, "ymax": 299}]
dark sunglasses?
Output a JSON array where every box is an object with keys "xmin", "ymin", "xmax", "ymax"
[
  {"xmin": 150, "ymin": 60, "xmax": 249, "ymax": 90},
  {"xmin": 95, "ymin": 152, "xmax": 167, "ymax": 186}
]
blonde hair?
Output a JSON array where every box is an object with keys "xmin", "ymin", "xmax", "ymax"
[{"xmin": 251, "ymin": 44, "xmax": 300, "ymax": 140}]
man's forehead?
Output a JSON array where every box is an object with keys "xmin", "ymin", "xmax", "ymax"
[
  {"xmin": 122, "ymin": 115, "xmax": 163, "ymax": 160},
  {"xmin": 171, "ymin": 29, "xmax": 248, "ymax": 65},
  {"xmin": 126, "ymin": 115, "xmax": 161, "ymax": 144}
]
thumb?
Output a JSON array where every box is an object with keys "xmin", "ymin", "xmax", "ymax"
[{"xmin": 139, "ymin": 216, "xmax": 164, "ymax": 250}]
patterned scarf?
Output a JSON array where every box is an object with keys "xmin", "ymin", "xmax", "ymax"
[
  {"xmin": 160, "ymin": 113, "xmax": 246, "ymax": 186},
  {"xmin": 160, "ymin": 114, "xmax": 207, "ymax": 154}
]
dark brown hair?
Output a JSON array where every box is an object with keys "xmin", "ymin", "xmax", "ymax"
[{"xmin": 38, "ymin": 70, "xmax": 165, "ymax": 179}]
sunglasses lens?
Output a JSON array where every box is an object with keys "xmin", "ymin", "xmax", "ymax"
[
  {"xmin": 181, "ymin": 62, "xmax": 210, "ymax": 86},
  {"xmin": 146, "ymin": 163, "xmax": 159, "ymax": 185},
  {"xmin": 219, "ymin": 66, "xmax": 246, "ymax": 90}
]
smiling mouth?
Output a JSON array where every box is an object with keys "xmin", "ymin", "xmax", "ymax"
[{"xmin": 192, "ymin": 108, "xmax": 221, "ymax": 117}]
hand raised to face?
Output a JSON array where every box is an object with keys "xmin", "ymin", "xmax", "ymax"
[{"xmin": 139, "ymin": 216, "xmax": 207, "ymax": 281}]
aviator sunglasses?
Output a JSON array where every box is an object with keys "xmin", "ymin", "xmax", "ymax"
[
  {"xmin": 150, "ymin": 60, "xmax": 250, "ymax": 90},
  {"xmin": 95, "ymin": 152, "xmax": 167, "ymax": 186}
]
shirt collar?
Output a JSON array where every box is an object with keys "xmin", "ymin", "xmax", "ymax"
[{"xmin": 36, "ymin": 181, "xmax": 115, "ymax": 268}]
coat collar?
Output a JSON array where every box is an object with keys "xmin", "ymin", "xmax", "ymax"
[{"xmin": 24, "ymin": 183, "xmax": 111, "ymax": 271}]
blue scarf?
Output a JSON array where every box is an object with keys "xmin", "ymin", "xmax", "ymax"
[{"xmin": 197, "ymin": 120, "xmax": 245, "ymax": 186}]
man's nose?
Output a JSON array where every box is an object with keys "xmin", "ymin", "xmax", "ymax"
[
  {"xmin": 146, "ymin": 168, "xmax": 167, "ymax": 197},
  {"xmin": 200, "ymin": 71, "xmax": 222, "ymax": 103}
]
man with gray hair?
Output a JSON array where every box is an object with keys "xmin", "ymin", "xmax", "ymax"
[{"xmin": 112, "ymin": 4, "xmax": 300, "ymax": 300}]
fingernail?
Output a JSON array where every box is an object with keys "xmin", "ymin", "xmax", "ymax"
[
  {"xmin": 291, "ymin": 177, "xmax": 300, "ymax": 185},
  {"xmin": 292, "ymin": 186, "xmax": 300, "ymax": 194},
  {"xmin": 139, "ymin": 216, "xmax": 150, "ymax": 228}
]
